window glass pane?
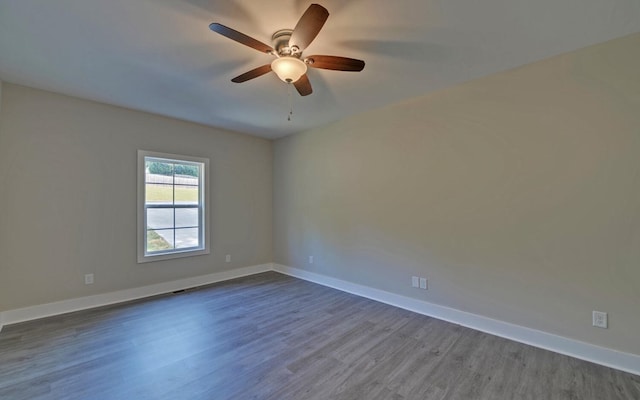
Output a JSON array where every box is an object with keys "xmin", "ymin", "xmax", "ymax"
[
  {"xmin": 175, "ymin": 184, "xmax": 199, "ymax": 204},
  {"xmin": 147, "ymin": 208, "xmax": 174, "ymax": 230},
  {"xmin": 147, "ymin": 229, "xmax": 174, "ymax": 252},
  {"xmin": 175, "ymin": 208, "xmax": 199, "ymax": 228},
  {"xmin": 173, "ymin": 163, "xmax": 199, "ymax": 179},
  {"xmin": 175, "ymin": 228, "xmax": 199, "ymax": 248},
  {"xmin": 146, "ymin": 183, "xmax": 174, "ymax": 204},
  {"xmin": 146, "ymin": 160, "xmax": 174, "ymax": 183}
]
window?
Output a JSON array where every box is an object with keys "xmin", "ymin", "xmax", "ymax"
[{"xmin": 137, "ymin": 150, "xmax": 209, "ymax": 263}]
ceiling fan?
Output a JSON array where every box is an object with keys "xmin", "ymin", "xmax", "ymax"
[{"xmin": 209, "ymin": 3, "xmax": 365, "ymax": 96}]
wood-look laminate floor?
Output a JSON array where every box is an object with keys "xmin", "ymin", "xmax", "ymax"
[{"xmin": 1, "ymin": 272, "xmax": 638, "ymax": 400}]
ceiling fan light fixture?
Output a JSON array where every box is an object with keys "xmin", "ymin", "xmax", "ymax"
[{"xmin": 271, "ymin": 57, "xmax": 307, "ymax": 83}]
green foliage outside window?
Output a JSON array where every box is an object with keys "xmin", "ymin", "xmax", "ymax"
[{"xmin": 147, "ymin": 161, "xmax": 198, "ymax": 177}]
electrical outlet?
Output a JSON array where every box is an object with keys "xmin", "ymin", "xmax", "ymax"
[
  {"xmin": 592, "ymin": 311, "xmax": 607, "ymax": 328},
  {"xmin": 419, "ymin": 277, "xmax": 428, "ymax": 290},
  {"xmin": 308, "ymin": 255, "xmax": 314, "ymax": 264},
  {"xmin": 411, "ymin": 276, "xmax": 419, "ymax": 288},
  {"xmin": 84, "ymin": 274, "xmax": 94, "ymax": 285},
  {"xmin": 225, "ymin": 254, "xmax": 231, "ymax": 262}
]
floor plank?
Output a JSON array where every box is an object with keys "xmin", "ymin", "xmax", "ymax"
[{"xmin": 0, "ymin": 272, "xmax": 638, "ymax": 400}]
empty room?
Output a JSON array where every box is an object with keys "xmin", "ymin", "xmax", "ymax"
[{"xmin": 1, "ymin": 1, "xmax": 639, "ymax": 399}]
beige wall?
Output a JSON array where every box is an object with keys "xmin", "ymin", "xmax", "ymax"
[
  {"xmin": 0, "ymin": 84, "xmax": 272, "ymax": 311},
  {"xmin": 273, "ymin": 34, "xmax": 640, "ymax": 355}
]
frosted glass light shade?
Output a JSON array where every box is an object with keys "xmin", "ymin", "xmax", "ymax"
[{"xmin": 271, "ymin": 57, "xmax": 307, "ymax": 83}]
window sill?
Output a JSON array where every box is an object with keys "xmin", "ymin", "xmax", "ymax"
[{"xmin": 137, "ymin": 248, "xmax": 210, "ymax": 264}]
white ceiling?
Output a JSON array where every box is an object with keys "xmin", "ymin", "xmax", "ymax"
[{"xmin": 1, "ymin": 0, "xmax": 639, "ymax": 139}]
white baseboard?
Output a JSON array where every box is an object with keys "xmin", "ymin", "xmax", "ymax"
[
  {"xmin": 0, "ymin": 263, "xmax": 272, "ymax": 328},
  {"xmin": 273, "ymin": 264, "xmax": 640, "ymax": 377}
]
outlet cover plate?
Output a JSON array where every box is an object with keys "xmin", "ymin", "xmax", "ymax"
[
  {"xmin": 592, "ymin": 311, "xmax": 608, "ymax": 328},
  {"xmin": 412, "ymin": 276, "xmax": 419, "ymax": 288}
]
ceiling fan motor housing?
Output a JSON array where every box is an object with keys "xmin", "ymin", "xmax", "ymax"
[{"xmin": 272, "ymin": 29, "xmax": 300, "ymax": 57}]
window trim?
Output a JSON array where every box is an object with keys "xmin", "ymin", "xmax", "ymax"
[{"xmin": 137, "ymin": 150, "xmax": 210, "ymax": 263}]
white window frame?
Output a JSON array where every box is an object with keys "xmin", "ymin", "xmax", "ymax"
[{"xmin": 137, "ymin": 150, "xmax": 210, "ymax": 263}]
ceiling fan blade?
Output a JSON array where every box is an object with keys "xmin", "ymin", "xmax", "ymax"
[
  {"xmin": 289, "ymin": 4, "xmax": 329, "ymax": 51},
  {"xmin": 231, "ymin": 65, "xmax": 272, "ymax": 83},
  {"xmin": 293, "ymin": 74, "xmax": 313, "ymax": 96},
  {"xmin": 209, "ymin": 23, "xmax": 274, "ymax": 54},
  {"xmin": 306, "ymin": 55, "xmax": 365, "ymax": 71}
]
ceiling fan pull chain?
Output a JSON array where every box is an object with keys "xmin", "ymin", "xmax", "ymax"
[{"xmin": 287, "ymin": 83, "xmax": 294, "ymax": 121}]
